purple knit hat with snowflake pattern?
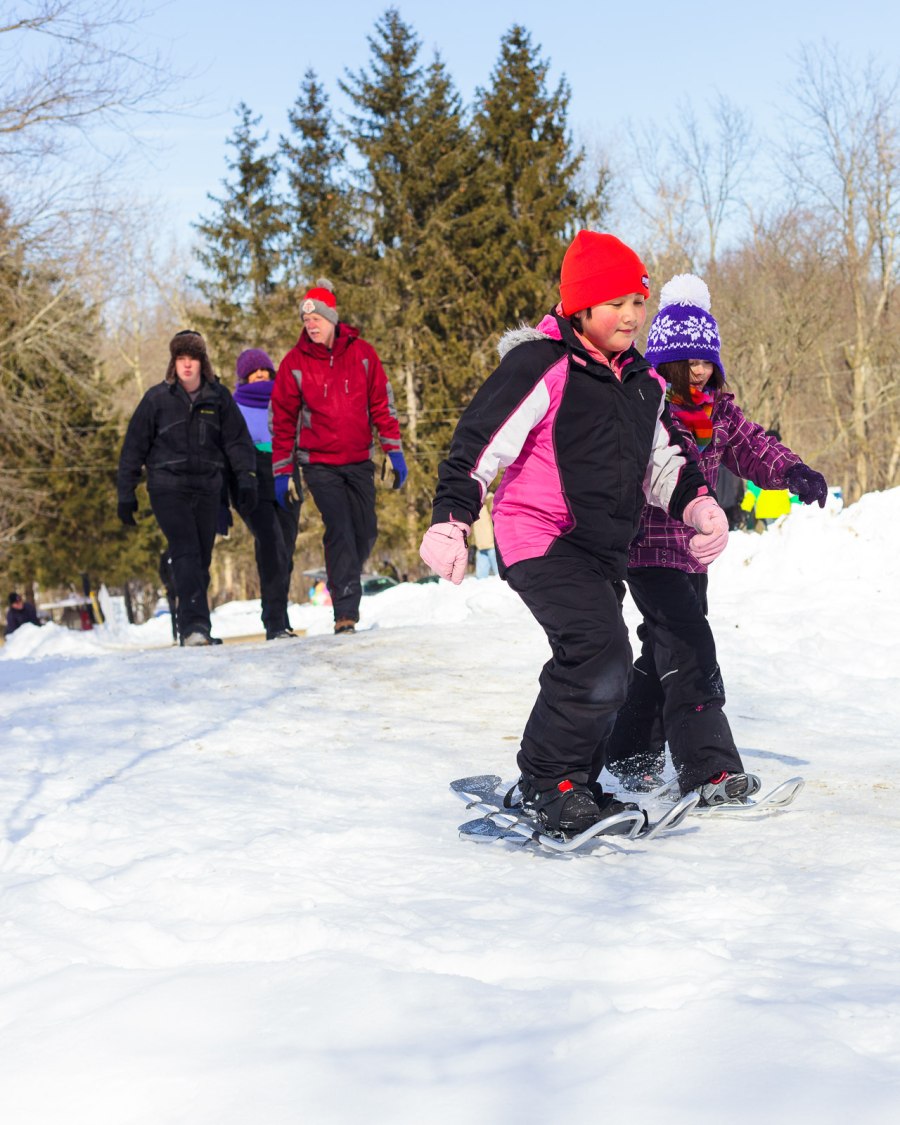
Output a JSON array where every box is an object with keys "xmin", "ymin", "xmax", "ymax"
[{"xmin": 644, "ymin": 274, "xmax": 725, "ymax": 379}]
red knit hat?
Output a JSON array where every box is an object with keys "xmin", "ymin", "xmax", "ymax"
[
  {"xmin": 300, "ymin": 278, "xmax": 338, "ymax": 325},
  {"xmin": 559, "ymin": 231, "xmax": 650, "ymax": 316}
]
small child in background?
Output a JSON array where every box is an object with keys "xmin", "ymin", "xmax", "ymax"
[
  {"xmin": 740, "ymin": 431, "xmax": 795, "ymax": 529},
  {"xmin": 605, "ymin": 275, "xmax": 827, "ymax": 805},
  {"xmin": 420, "ymin": 233, "xmax": 725, "ymax": 838}
]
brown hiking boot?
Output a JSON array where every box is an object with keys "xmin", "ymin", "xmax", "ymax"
[{"xmin": 334, "ymin": 619, "xmax": 357, "ymax": 635}]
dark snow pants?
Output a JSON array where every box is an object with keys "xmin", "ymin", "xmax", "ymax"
[
  {"xmin": 242, "ymin": 495, "xmax": 300, "ymax": 635},
  {"xmin": 302, "ymin": 461, "xmax": 377, "ymax": 624},
  {"xmin": 605, "ymin": 567, "xmax": 744, "ymax": 793},
  {"xmin": 150, "ymin": 488, "xmax": 219, "ymax": 640},
  {"xmin": 503, "ymin": 551, "xmax": 633, "ymax": 787}
]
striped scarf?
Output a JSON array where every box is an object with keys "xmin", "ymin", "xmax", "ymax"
[{"xmin": 667, "ymin": 385, "xmax": 715, "ymax": 451}]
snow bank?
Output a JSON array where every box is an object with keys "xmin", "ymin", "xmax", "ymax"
[
  {"xmin": 1, "ymin": 489, "xmax": 899, "ymax": 1124},
  {"xmin": 4, "ymin": 488, "xmax": 897, "ymax": 663}
]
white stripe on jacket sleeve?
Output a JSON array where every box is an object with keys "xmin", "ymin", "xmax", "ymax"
[
  {"xmin": 643, "ymin": 397, "xmax": 692, "ymax": 513},
  {"xmin": 469, "ymin": 377, "xmax": 552, "ymax": 500}
]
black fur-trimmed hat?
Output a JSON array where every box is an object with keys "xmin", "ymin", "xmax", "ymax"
[
  {"xmin": 169, "ymin": 329, "xmax": 208, "ymax": 361},
  {"xmin": 165, "ymin": 329, "xmax": 216, "ymax": 384}
]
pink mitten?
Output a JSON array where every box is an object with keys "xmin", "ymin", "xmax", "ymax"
[
  {"xmin": 419, "ymin": 520, "xmax": 470, "ymax": 584},
  {"xmin": 683, "ymin": 495, "xmax": 729, "ymax": 565}
]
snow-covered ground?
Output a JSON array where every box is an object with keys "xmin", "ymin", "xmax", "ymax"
[{"xmin": 2, "ymin": 491, "xmax": 900, "ymax": 1124}]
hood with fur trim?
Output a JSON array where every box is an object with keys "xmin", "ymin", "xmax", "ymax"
[{"xmin": 497, "ymin": 314, "xmax": 566, "ymax": 359}]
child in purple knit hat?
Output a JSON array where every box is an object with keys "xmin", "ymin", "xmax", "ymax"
[
  {"xmin": 232, "ymin": 348, "xmax": 303, "ymax": 640},
  {"xmin": 605, "ymin": 274, "xmax": 828, "ymax": 806}
]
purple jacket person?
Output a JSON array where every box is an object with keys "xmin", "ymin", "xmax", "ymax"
[{"xmin": 606, "ymin": 274, "xmax": 827, "ymax": 806}]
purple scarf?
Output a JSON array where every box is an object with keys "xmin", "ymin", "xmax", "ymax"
[{"xmin": 234, "ymin": 380, "xmax": 273, "ymax": 449}]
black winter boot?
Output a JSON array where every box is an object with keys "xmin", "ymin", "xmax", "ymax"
[
  {"xmin": 517, "ymin": 776, "xmax": 601, "ymax": 835},
  {"xmin": 513, "ymin": 776, "xmax": 640, "ymax": 838}
]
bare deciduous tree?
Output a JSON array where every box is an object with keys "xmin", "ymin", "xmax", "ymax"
[
  {"xmin": 785, "ymin": 42, "xmax": 900, "ymax": 498},
  {"xmin": 0, "ymin": 0, "xmax": 172, "ymax": 163},
  {"xmin": 632, "ymin": 94, "xmax": 754, "ymax": 271},
  {"xmin": 0, "ymin": 2, "xmax": 180, "ymax": 572}
]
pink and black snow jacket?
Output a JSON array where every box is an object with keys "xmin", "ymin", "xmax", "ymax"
[
  {"xmin": 271, "ymin": 323, "xmax": 402, "ymax": 471},
  {"xmin": 629, "ymin": 391, "xmax": 802, "ymax": 574},
  {"xmin": 431, "ymin": 312, "xmax": 709, "ymax": 579}
]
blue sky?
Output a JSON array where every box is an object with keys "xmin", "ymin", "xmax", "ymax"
[{"xmin": 124, "ymin": 0, "xmax": 899, "ymax": 242}]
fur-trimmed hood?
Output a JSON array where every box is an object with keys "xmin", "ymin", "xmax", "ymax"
[{"xmin": 497, "ymin": 314, "xmax": 563, "ymax": 358}]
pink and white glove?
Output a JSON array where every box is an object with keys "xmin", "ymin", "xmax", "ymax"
[
  {"xmin": 419, "ymin": 519, "xmax": 470, "ymax": 584},
  {"xmin": 683, "ymin": 495, "xmax": 729, "ymax": 566}
]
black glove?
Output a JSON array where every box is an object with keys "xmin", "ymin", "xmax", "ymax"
[
  {"xmin": 237, "ymin": 475, "xmax": 258, "ymax": 515},
  {"xmin": 786, "ymin": 463, "xmax": 828, "ymax": 508},
  {"xmin": 216, "ymin": 504, "xmax": 233, "ymax": 537},
  {"xmin": 118, "ymin": 498, "xmax": 138, "ymax": 526}
]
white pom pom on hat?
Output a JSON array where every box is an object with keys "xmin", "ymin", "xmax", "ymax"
[{"xmin": 657, "ymin": 274, "xmax": 712, "ymax": 312}]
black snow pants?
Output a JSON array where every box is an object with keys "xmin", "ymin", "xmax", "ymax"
[
  {"xmin": 150, "ymin": 488, "xmax": 219, "ymax": 640},
  {"xmin": 242, "ymin": 495, "xmax": 300, "ymax": 635},
  {"xmin": 302, "ymin": 461, "xmax": 377, "ymax": 624},
  {"xmin": 606, "ymin": 567, "xmax": 744, "ymax": 793},
  {"xmin": 503, "ymin": 550, "xmax": 633, "ymax": 787}
]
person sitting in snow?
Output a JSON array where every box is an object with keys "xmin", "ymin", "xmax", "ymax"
[
  {"xmin": 419, "ymin": 231, "xmax": 724, "ymax": 839},
  {"xmin": 605, "ymin": 275, "xmax": 827, "ymax": 805},
  {"xmin": 6, "ymin": 592, "xmax": 40, "ymax": 636}
]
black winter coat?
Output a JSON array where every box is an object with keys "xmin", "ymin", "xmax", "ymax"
[{"xmin": 118, "ymin": 378, "xmax": 256, "ymax": 501}]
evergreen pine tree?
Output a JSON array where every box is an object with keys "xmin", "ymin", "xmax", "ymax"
[
  {"xmin": 280, "ymin": 70, "xmax": 356, "ymax": 295},
  {"xmin": 38, "ymin": 367, "xmax": 162, "ymax": 590},
  {"xmin": 473, "ymin": 25, "xmax": 593, "ymax": 327},
  {"xmin": 193, "ymin": 103, "xmax": 287, "ymax": 362},
  {"xmin": 0, "ymin": 221, "xmax": 161, "ymax": 594},
  {"xmin": 341, "ymin": 11, "xmax": 497, "ymax": 561}
]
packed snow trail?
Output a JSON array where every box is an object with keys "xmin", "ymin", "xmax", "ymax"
[{"xmin": 2, "ymin": 493, "xmax": 900, "ymax": 1123}]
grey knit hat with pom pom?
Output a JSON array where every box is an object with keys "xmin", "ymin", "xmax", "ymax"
[{"xmin": 300, "ymin": 277, "xmax": 338, "ymax": 326}]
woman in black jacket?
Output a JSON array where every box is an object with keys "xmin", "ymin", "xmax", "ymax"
[{"xmin": 117, "ymin": 330, "xmax": 257, "ymax": 645}]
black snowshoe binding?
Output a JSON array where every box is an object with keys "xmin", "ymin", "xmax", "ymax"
[
  {"xmin": 506, "ymin": 776, "xmax": 639, "ymax": 839},
  {"xmin": 695, "ymin": 771, "xmax": 762, "ymax": 807}
]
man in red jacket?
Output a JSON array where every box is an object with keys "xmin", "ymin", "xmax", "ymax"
[{"xmin": 272, "ymin": 279, "xmax": 406, "ymax": 634}]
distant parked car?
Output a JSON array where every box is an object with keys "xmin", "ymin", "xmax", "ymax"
[
  {"xmin": 361, "ymin": 575, "xmax": 399, "ymax": 596},
  {"xmin": 301, "ymin": 569, "xmax": 399, "ymax": 599}
]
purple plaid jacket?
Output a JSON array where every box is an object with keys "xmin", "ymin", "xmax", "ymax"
[{"xmin": 628, "ymin": 391, "xmax": 802, "ymax": 573}]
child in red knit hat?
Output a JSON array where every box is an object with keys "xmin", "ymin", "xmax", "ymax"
[{"xmin": 420, "ymin": 230, "xmax": 728, "ymax": 838}]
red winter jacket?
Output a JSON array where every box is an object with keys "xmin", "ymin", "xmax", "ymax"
[{"xmin": 271, "ymin": 324, "xmax": 403, "ymax": 472}]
